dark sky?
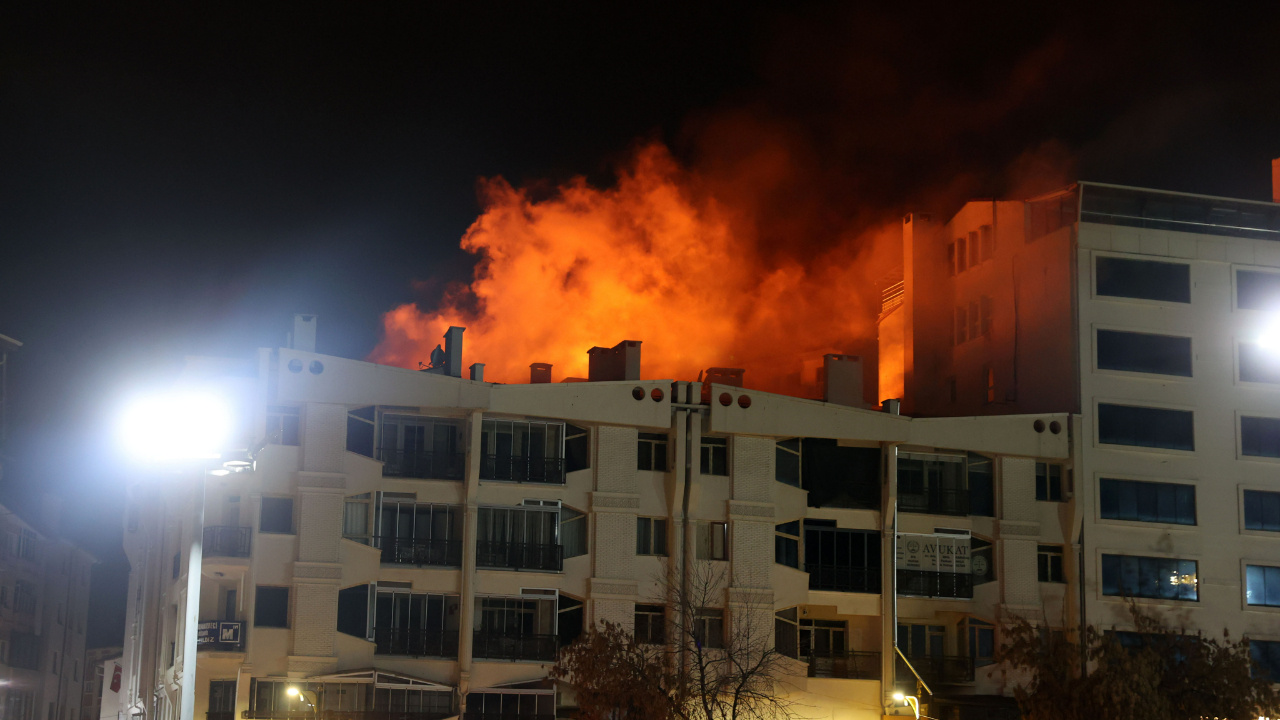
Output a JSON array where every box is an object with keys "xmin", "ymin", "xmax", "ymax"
[{"xmin": 2, "ymin": 2, "xmax": 1278, "ymax": 647}]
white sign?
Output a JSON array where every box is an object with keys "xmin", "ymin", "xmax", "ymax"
[{"xmin": 896, "ymin": 533, "xmax": 971, "ymax": 574}]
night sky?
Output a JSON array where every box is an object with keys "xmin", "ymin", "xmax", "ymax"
[{"xmin": 2, "ymin": 2, "xmax": 1278, "ymax": 647}]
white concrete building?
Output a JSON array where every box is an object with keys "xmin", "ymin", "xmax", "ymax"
[{"xmin": 110, "ymin": 315, "xmax": 1075, "ymax": 720}]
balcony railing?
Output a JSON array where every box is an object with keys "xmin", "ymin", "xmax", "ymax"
[
  {"xmin": 207, "ymin": 712, "xmax": 235, "ymax": 720},
  {"xmin": 806, "ymin": 564, "xmax": 881, "ymax": 594},
  {"xmin": 378, "ymin": 448, "xmax": 466, "ymax": 480},
  {"xmin": 808, "ymin": 651, "xmax": 882, "ymax": 679},
  {"xmin": 464, "ymin": 714, "xmax": 553, "ymax": 720},
  {"xmin": 896, "ymin": 570, "xmax": 973, "ymax": 599},
  {"xmin": 203, "ymin": 526, "xmax": 251, "ymax": 558},
  {"xmin": 896, "ymin": 654, "xmax": 974, "ymax": 685},
  {"xmin": 377, "ymin": 536, "xmax": 462, "ymax": 567},
  {"xmin": 480, "ymin": 455, "xmax": 565, "ymax": 485},
  {"xmin": 898, "ymin": 488, "xmax": 969, "ymax": 516},
  {"xmin": 197, "ymin": 621, "xmax": 245, "ymax": 652},
  {"xmin": 374, "ymin": 627, "xmax": 459, "ymax": 658},
  {"xmin": 471, "ymin": 632, "xmax": 557, "ymax": 661},
  {"xmin": 244, "ymin": 712, "xmax": 454, "ymax": 720},
  {"xmin": 476, "ymin": 541, "xmax": 563, "ymax": 572}
]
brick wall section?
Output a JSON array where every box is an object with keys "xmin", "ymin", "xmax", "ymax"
[
  {"xmin": 729, "ymin": 512, "xmax": 772, "ymax": 589},
  {"xmin": 1000, "ymin": 457, "xmax": 1042, "ymax": 608},
  {"xmin": 296, "ymin": 489, "xmax": 342, "ymax": 563},
  {"xmin": 1002, "ymin": 538, "xmax": 1040, "ymax": 607},
  {"xmin": 594, "ymin": 426, "xmax": 638, "ymax": 493},
  {"xmin": 591, "ymin": 510, "xmax": 637, "ymax": 581},
  {"xmin": 592, "ymin": 599, "xmax": 634, "ymax": 630},
  {"xmin": 291, "ymin": 582, "xmax": 338, "ymax": 656},
  {"xmin": 302, "ymin": 404, "xmax": 347, "ymax": 473},
  {"xmin": 1000, "ymin": 457, "xmax": 1037, "ymax": 522},
  {"xmin": 729, "ymin": 437, "xmax": 774, "ymax": 590},
  {"xmin": 730, "ymin": 436, "xmax": 773, "ymax": 503}
]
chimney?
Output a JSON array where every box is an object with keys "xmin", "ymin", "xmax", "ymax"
[
  {"xmin": 443, "ymin": 326, "xmax": 465, "ymax": 378},
  {"xmin": 290, "ymin": 314, "xmax": 317, "ymax": 353},
  {"xmin": 699, "ymin": 367, "xmax": 745, "ymax": 404},
  {"xmin": 587, "ymin": 340, "xmax": 642, "ymax": 381},
  {"xmin": 469, "ymin": 363, "xmax": 485, "ymax": 382},
  {"xmin": 822, "ymin": 354, "xmax": 868, "ymax": 408},
  {"xmin": 1273, "ymin": 158, "xmax": 1280, "ymax": 203},
  {"xmin": 882, "ymin": 398, "xmax": 901, "ymax": 415},
  {"xmin": 530, "ymin": 363, "xmax": 552, "ymax": 384}
]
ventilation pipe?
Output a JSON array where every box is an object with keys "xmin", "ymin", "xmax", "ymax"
[
  {"xmin": 822, "ymin": 354, "xmax": 867, "ymax": 408},
  {"xmin": 443, "ymin": 326, "xmax": 465, "ymax": 378},
  {"xmin": 469, "ymin": 363, "xmax": 485, "ymax": 382},
  {"xmin": 288, "ymin": 314, "xmax": 317, "ymax": 353},
  {"xmin": 530, "ymin": 363, "xmax": 552, "ymax": 384}
]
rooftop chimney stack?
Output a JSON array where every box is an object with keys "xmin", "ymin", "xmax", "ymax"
[
  {"xmin": 587, "ymin": 340, "xmax": 642, "ymax": 381},
  {"xmin": 290, "ymin": 314, "xmax": 317, "ymax": 353},
  {"xmin": 699, "ymin": 367, "xmax": 745, "ymax": 403},
  {"xmin": 1272, "ymin": 157, "xmax": 1280, "ymax": 203},
  {"xmin": 469, "ymin": 363, "xmax": 485, "ymax": 382},
  {"xmin": 443, "ymin": 326, "xmax": 465, "ymax": 378},
  {"xmin": 530, "ymin": 363, "xmax": 552, "ymax": 384},
  {"xmin": 822, "ymin": 354, "xmax": 868, "ymax": 408}
]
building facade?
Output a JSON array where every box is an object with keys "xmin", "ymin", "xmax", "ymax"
[
  {"xmin": 883, "ymin": 179, "xmax": 1280, "ymax": 681},
  {"xmin": 83, "ymin": 648, "xmax": 122, "ymax": 720}
]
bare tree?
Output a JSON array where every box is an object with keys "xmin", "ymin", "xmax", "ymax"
[{"xmin": 553, "ymin": 561, "xmax": 796, "ymax": 720}]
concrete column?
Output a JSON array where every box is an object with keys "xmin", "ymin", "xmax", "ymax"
[
  {"xmin": 456, "ymin": 410, "xmax": 484, "ymax": 711},
  {"xmin": 881, "ymin": 443, "xmax": 898, "ymax": 702}
]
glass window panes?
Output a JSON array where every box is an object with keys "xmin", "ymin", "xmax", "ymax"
[
  {"xmin": 695, "ymin": 522, "xmax": 727, "ymax": 561},
  {"xmin": 1096, "ymin": 256, "xmax": 1190, "ymax": 303},
  {"xmin": 1238, "ymin": 270, "xmax": 1280, "ymax": 310},
  {"xmin": 1244, "ymin": 490, "xmax": 1280, "ymax": 532},
  {"xmin": 265, "ymin": 406, "xmax": 300, "ymax": 446},
  {"xmin": 636, "ymin": 517, "xmax": 667, "ymax": 556},
  {"xmin": 1101, "ymin": 554, "xmax": 1198, "ymax": 601},
  {"xmin": 1241, "ymin": 416, "xmax": 1280, "ymax": 458},
  {"xmin": 695, "ymin": 608, "xmax": 724, "ymax": 649},
  {"xmin": 259, "ymin": 497, "xmax": 294, "ymax": 534},
  {"xmin": 1246, "ymin": 565, "xmax": 1280, "ymax": 607},
  {"xmin": 343, "ymin": 494, "xmax": 371, "ymax": 544},
  {"xmin": 254, "ymin": 586, "xmax": 289, "ymax": 627},
  {"xmin": 560, "ymin": 507, "xmax": 587, "ymax": 559},
  {"xmin": 1037, "ymin": 545, "xmax": 1064, "ymax": 583},
  {"xmin": 1099, "ymin": 479, "xmax": 1195, "ymax": 525},
  {"xmin": 1097, "ymin": 403, "xmax": 1194, "ymax": 451},
  {"xmin": 379, "ymin": 415, "xmax": 464, "ymax": 479},
  {"xmin": 1097, "ymin": 330, "xmax": 1192, "ymax": 377},
  {"xmin": 1239, "ymin": 342, "xmax": 1280, "ymax": 384},
  {"xmin": 775, "ymin": 439, "xmax": 801, "ymax": 486},
  {"xmin": 1252, "ymin": 640, "xmax": 1280, "ymax": 681},
  {"xmin": 774, "ymin": 521, "xmax": 799, "ymax": 568},
  {"xmin": 700, "ymin": 437, "xmax": 728, "ymax": 476},
  {"xmin": 1035, "ymin": 463, "xmax": 1064, "ymax": 501},
  {"xmin": 638, "ymin": 433, "xmax": 668, "ymax": 471},
  {"xmin": 480, "ymin": 419, "xmax": 566, "ymax": 484},
  {"xmin": 634, "ymin": 604, "xmax": 665, "ymax": 645}
]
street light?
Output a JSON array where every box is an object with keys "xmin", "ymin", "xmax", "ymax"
[
  {"xmin": 287, "ymin": 686, "xmax": 319, "ymax": 720},
  {"xmin": 892, "ymin": 692, "xmax": 920, "ymax": 720}
]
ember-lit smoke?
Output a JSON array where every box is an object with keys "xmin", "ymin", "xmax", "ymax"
[{"xmin": 371, "ymin": 141, "xmax": 899, "ymax": 395}]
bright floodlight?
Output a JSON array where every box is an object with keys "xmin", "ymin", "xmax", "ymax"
[
  {"xmin": 287, "ymin": 688, "xmax": 300, "ymax": 697},
  {"xmin": 1257, "ymin": 313, "xmax": 1280, "ymax": 353},
  {"xmin": 892, "ymin": 692, "xmax": 905, "ymax": 702},
  {"xmin": 119, "ymin": 390, "xmax": 233, "ymax": 463}
]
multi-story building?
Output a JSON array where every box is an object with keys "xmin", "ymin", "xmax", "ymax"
[
  {"xmin": 83, "ymin": 647, "xmax": 122, "ymax": 720},
  {"xmin": 111, "ymin": 316, "xmax": 1074, "ymax": 720},
  {"xmin": 880, "ymin": 168, "xmax": 1280, "ymax": 680}
]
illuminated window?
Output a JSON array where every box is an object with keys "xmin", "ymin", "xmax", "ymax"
[
  {"xmin": 1246, "ymin": 565, "xmax": 1280, "ymax": 607},
  {"xmin": 1101, "ymin": 554, "xmax": 1198, "ymax": 601}
]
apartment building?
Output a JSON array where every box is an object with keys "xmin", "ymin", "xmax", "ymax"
[
  {"xmin": 881, "ymin": 170, "xmax": 1280, "ymax": 680},
  {"xmin": 83, "ymin": 648, "xmax": 121, "ymax": 720},
  {"xmin": 111, "ymin": 317, "xmax": 1073, "ymax": 720}
]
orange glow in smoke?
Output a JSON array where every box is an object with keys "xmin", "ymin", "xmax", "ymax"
[{"xmin": 371, "ymin": 143, "xmax": 898, "ymax": 396}]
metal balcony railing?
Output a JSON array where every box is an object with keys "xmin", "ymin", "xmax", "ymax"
[
  {"xmin": 207, "ymin": 712, "xmax": 235, "ymax": 720},
  {"xmin": 373, "ymin": 627, "xmax": 459, "ymax": 658},
  {"xmin": 378, "ymin": 448, "xmax": 466, "ymax": 480},
  {"xmin": 805, "ymin": 564, "xmax": 881, "ymax": 594},
  {"xmin": 480, "ymin": 455, "xmax": 565, "ymax": 485},
  {"xmin": 896, "ymin": 570, "xmax": 973, "ymax": 599},
  {"xmin": 808, "ymin": 650, "xmax": 882, "ymax": 679},
  {"xmin": 464, "ymin": 714, "xmax": 554, "ymax": 720},
  {"xmin": 471, "ymin": 632, "xmax": 557, "ymax": 661},
  {"xmin": 898, "ymin": 488, "xmax": 969, "ymax": 516},
  {"xmin": 896, "ymin": 654, "xmax": 974, "ymax": 684},
  {"xmin": 203, "ymin": 526, "xmax": 251, "ymax": 558},
  {"xmin": 376, "ymin": 537, "xmax": 462, "ymax": 567},
  {"xmin": 476, "ymin": 541, "xmax": 563, "ymax": 572},
  {"xmin": 243, "ymin": 712, "xmax": 454, "ymax": 720}
]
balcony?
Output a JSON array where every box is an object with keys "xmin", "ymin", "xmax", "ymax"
[
  {"xmin": 896, "ymin": 570, "xmax": 973, "ymax": 599},
  {"xmin": 464, "ymin": 714, "xmax": 553, "ymax": 720},
  {"xmin": 197, "ymin": 621, "xmax": 245, "ymax": 652},
  {"xmin": 244, "ymin": 712, "xmax": 454, "ymax": 720},
  {"xmin": 898, "ymin": 489, "xmax": 968, "ymax": 516},
  {"xmin": 808, "ymin": 651, "xmax": 882, "ymax": 679},
  {"xmin": 472, "ymin": 632, "xmax": 557, "ymax": 661},
  {"xmin": 203, "ymin": 526, "xmax": 251, "ymax": 558},
  {"xmin": 806, "ymin": 564, "xmax": 881, "ymax": 594},
  {"xmin": 374, "ymin": 627, "xmax": 459, "ymax": 658},
  {"xmin": 476, "ymin": 541, "xmax": 562, "ymax": 572},
  {"xmin": 896, "ymin": 654, "xmax": 974, "ymax": 685},
  {"xmin": 480, "ymin": 455, "xmax": 565, "ymax": 485},
  {"xmin": 377, "ymin": 537, "xmax": 462, "ymax": 567},
  {"xmin": 378, "ymin": 448, "xmax": 466, "ymax": 480}
]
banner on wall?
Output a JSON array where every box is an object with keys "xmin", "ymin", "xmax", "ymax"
[{"xmin": 896, "ymin": 532, "xmax": 971, "ymax": 574}]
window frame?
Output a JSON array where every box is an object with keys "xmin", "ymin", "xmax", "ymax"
[
  {"xmin": 1093, "ymin": 325, "xmax": 1194, "ymax": 379},
  {"xmin": 1242, "ymin": 487, "xmax": 1280, "ymax": 535},
  {"xmin": 774, "ymin": 520, "xmax": 800, "ymax": 568},
  {"xmin": 635, "ymin": 516, "xmax": 668, "ymax": 557},
  {"xmin": 1233, "ymin": 265, "xmax": 1280, "ymax": 312},
  {"xmin": 1035, "ymin": 462, "xmax": 1065, "ymax": 502},
  {"xmin": 1099, "ymin": 552, "xmax": 1199, "ymax": 603},
  {"xmin": 1244, "ymin": 563, "xmax": 1280, "ymax": 610},
  {"xmin": 254, "ymin": 586, "xmax": 291, "ymax": 628},
  {"xmin": 259, "ymin": 496, "xmax": 295, "ymax": 534},
  {"xmin": 1239, "ymin": 413, "xmax": 1280, "ymax": 462},
  {"xmin": 694, "ymin": 608, "xmax": 725, "ymax": 649},
  {"xmin": 1097, "ymin": 476, "xmax": 1196, "ymax": 527},
  {"xmin": 1092, "ymin": 252, "xmax": 1192, "ymax": 305},
  {"xmin": 634, "ymin": 604, "xmax": 666, "ymax": 645},
  {"xmin": 1037, "ymin": 545, "xmax": 1065, "ymax": 583},
  {"xmin": 695, "ymin": 521, "xmax": 729, "ymax": 561},
  {"xmin": 638, "ymin": 433, "xmax": 669, "ymax": 472},
  {"xmin": 1095, "ymin": 400, "xmax": 1196, "ymax": 453},
  {"xmin": 699, "ymin": 437, "xmax": 729, "ymax": 477}
]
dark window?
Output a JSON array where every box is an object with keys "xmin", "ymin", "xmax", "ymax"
[
  {"xmin": 634, "ymin": 604, "xmax": 665, "ymax": 645},
  {"xmin": 565, "ymin": 425, "xmax": 590, "ymax": 473},
  {"xmin": 636, "ymin": 517, "xmax": 667, "ymax": 556},
  {"xmin": 1038, "ymin": 545, "xmax": 1065, "ymax": 583},
  {"xmin": 1036, "ymin": 462, "xmax": 1064, "ymax": 502},
  {"xmin": 266, "ymin": 406, "xmax": 300, "ymax": 446},
  {"xmin": 1101, "ymin": 554, "xmax": 1198, "ymax": 601},
  {"xmin": 1244, "ymin": 490, "xmax": 1280, "ymax": 532},
  {"xmin": 346, "ymin": 406, "xmax": 375, "ymax": 457},
  {"xmin": 1100, "ymin": 478, "xmax": 1196, "ymax": 525},
  {"xmin": 259, "ymin": 497, "xmax": 294, "ymax": 533},
  {"xmin": 561, "ymin": 507, "xmax": 587, "ymax": 559},
  {"xmin": 1246, "ymin": 565, "xmax": 1280, "ymax": 607},
  {"xmin": 696, "ymin": 522, "xmax": 728, "ymax": 561},
  {"xmin": 804, "ymin": 523, "xmax": 882, "ymax": 594},
  {"xmin": 209, "ymin": 681, "xmax": 236, "ymax": 715},
  {"xmin": 1239, "ymin": 342, "xmax": 1280, "ymax": 384},
  {"xmin": 695, "ymin": 609, "xmax": 724, "ymax": 649},
  {"xmin": 700, "ymin": 437, "xmax": 728, "ymax": 476},
  {"xmin": 1241, "ymin": 416, "xmax": 1280, "ymax": 458},
  {"xmin": 336, "ymin": 585, "xmax": 369, "ymax": 638},
  {"xmin": 1252, "ymin": 639, "xmax": 1280, "ymax": 681},
  {"xmin": 775, "ymin": 439, "xmax": 800, "ymax": 487},
  {"xmin": 898, "ymin": 455, "xmax": 968, "ymax": 516},
  {"xmin": 1096, "ymin": 256, "xmax": 1190, "ymax": 303},
  {"xmin": 638, "ymin": 433, "xmax": 668, "ymax": 471},
  {"xmin": 774, "ymin": 521, "xmax": 799, "ymax": 568},
  {"xmin": 1097, "ymin": 330, "xmax": 1192, "ymax": 376},
  {"xmin": 255, "ymin": 586, "xmax": 290, "ymax": 627},
  {"xmin": 968, "ymin": 454, "xmax": 994, "ymax": 516},
  {"xmin": 1237, "ymin": 270, "xmax": 1280, "ymax": 310},
  {"xmin": 558, "ymin": 595, "xmax": 584, "ymax": 647},
  {"xmin": 802, "ymin": 440, "xmax": 880, "ymax": 510},
  {"xmin": 1097, "ymin": 403, "xmax": 1194, "ymax": 451}
]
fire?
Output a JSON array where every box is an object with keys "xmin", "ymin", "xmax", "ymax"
[{"xmin": 370, "ymin": 142, "xmax": 899, "ymax": 396}]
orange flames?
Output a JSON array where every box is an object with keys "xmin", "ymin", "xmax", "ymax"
[{"xmin": 370, "ymin": 142, "xmax": 899, "ymax": 396}]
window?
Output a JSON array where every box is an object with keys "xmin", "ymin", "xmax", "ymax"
[
  {"xmin": 265, "ymin": 406, "xmax": 300, "ymax": 446},
  {"xmin": 897, "ymin": 624, "xmax": 945, "ymax": 659},
  {"xmin": 638, "ymin": 433, "xmax": 668, "ymax": 471},
  {"xmin": 337, "ymin": 585, "xmax": 370, "ymax": 639},
  {"xmin": 1038, "ymin": 545, "xmax": 1065, "ymax": 583},
  {"xmin": 694, "ymin": 609, "xmax": 724, "ymax": 649},
  {"xmin": 1239, "ymin": 342, "xmax": 1280, "ymax": 384},
  {"xmin": 968, "ymin": 230, "xmax": 979, "ymax": 267},
  {"xmin": 1252, "ymin": 639, "xmax": 1280, "ymax": 681},
  {"xmin": 480, "ymin": 419, "xmax": 566, "ymax": 484},
  {"xmin": 1036, "ymin": 463, "xmax": 1064, "ymax": 502},
  {"xmin": 1100, "ymin": 479, "xmax": 1195, "ymax": 525},
  {"xmin": 379, "ymin": 415, "xmax": 465, "ymax": 479},
  {"xmin": 16, "ymin": 529, "xmax": 37, "ymax": 562},
  {"xmin": 804, "ymin": 522, "xmax": 881, "ymax": 593},
  {"xmin": 343, "ymin": 494, "xmax": 371, "ymax": 544},
  {"xmin": 774, "ymin": 521, "xmax": 799, "ymax": 568},
  {"xmin": 972, "ymin": 537, "xmax": 996, "ymax": 584},
  {"xmin": 696, "ymin": 522, "xmax": 728, "ymax": 561},
  {"xmin": 475, "ymin": 505, "xmax": 563, "ymax": 571},
  {"xmin": 898, "ymin": 454, "xmax": 968, "ymax": 516},
  {"xmin": 14, "ymin": 581, "xmax": 36, "ymax": 614},
  {"xmin": 1101, "ymin": 554, "xmax": 1198, "ymax": 601},
  {"xmin": 968, "ymin": 454, "xmax": 994, "ymax": 517},
  {"xmin": 9, "ymin": 632, "xmax": 38, "ymax": 670},
  {"xmin": 700, "ymin": 437, "xmax": 728, "ymax": 476},
  {"xmin": 1097, "ymin": 330, "xmax": 1192, "ymax": 377},
  {"xmin": 636, "ymin": 517, "xmax": 668, "ymax": 556},
  {"xmin": 634, "ymin": 604, "xmax": 665, "ymax": 645},
  {"xmin": 254, "ymin": 586, "xmax": 290, "ymax": 627},
  {"xmin": 1096, "ymin": 256, "xmax": 1190, "ymax": 303},
  {"xmin": 775, "ymin": 439, "xmax": 800, "ymax": 487},
  {"xmin": 172, "ymin": 551, "xmax": 181, "ymax": 579},
  {"xmin": 1097, "ymin": 403, "xmax": 1194, "ymax": 451},
  {"xmin": 209, "ymin": 681, "xmax": 236, "ymax": 718},
  {"xmin": 1241, "ymin": 416, "xmax": 1280, "ymax": 458},
  {"xmin": 377, "ymin": 496, "xmax": 463, "ymax": 566},
  {"xmin": 954, "ymin": 306, "xmax": 967, "ymax": 345},
  {"xmin": 982, "ymin": 364, "xmax": 994, "ymax": 403},
  {"xmin": 561, "ymin": 507, "xmax": 587, "ymax": 559},
  {"xmin": 797, "ymin": 439, "xmax": 880, "ymax": 510},
  {"xmin": 466, "ymin": 691, "xmax": 553, "ymax": 720},
  {"xmin": 955, "ymin": 236, "xmax": 967, "ymax": 273},
  {"xmin": 1237, "ymin": 270, "xmax": 1280, "ymax": 310},
  {"xmin": 373, "ymin": 588, "xmax": 461, "ymax": 657},
  {"xmin": 558, "ymin": 594, "xmax": 584, "ymax": 647},
  {"xmin": 565, "ymin": 424, "xmax": 590, "ymax": 473},
  {"xmin": 968, "ymin": 300, "xmax": 979, "ymax": 339},
  {"xmin": 1246, "ymin": 565, "xmax": 1280, "ymax": 608},
  {"xmin": 965, "ymin": 617, "xmax": 995, "ymax": 667},
  {"xmin": 259, "ymin": 497, "xmax": 294, "ymax": 533},
  {"xmin": 346, "ymin": 406, "xmax": 376, "ymax": 457},
  {"xmin": 1245, "ymin": 490, "xmax": 1280, "ymax": 532}
]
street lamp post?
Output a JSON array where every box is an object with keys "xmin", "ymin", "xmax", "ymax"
[
  {"xmin": 892, "ymin": 692, "xmax": 920, "ymax": 720},
  {"xmin": 287, "ymin": 686, "xmax": 319, "ymax": 720}
]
